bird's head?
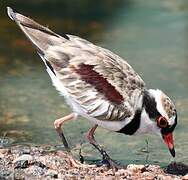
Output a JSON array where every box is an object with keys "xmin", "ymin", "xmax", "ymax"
[{"xmin": 142, "ymin": 89, "xmax": 177, "ymax": 157}]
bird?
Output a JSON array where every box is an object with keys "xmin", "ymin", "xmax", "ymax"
[{"xmin": 7, "ymin": 7, "xmax": 177, "ymax": 168}]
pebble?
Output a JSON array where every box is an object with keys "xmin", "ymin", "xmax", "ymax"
[
  {"xmin": 183, "ymin": 174, "xmax": 188, "ymax": 180},
  {"xmin": 14, "ymin": 159, "xmax": 30, "ymax": 169},
  {"xmin": 142, "ymin": 171, "xmax": 155, "ymax": 179},
  {"xmin": 156, "ymin": 174, "xmax": 166, "ymax": 180},
  {"xmin": 163, "ymin": 175, "xmax": 174, "ymax": 180},
  {"xmin": 127, "ymin": 164, "xmax": 145, "ymax": 172},
  {"xmin": 46, "ymin": 169, "xmax": 58, "ymax": 178},
  {"xmin": 13, "ymin": 154, "xmax": 33, "ymax": 163},
  {"xmin": 0, "ymin": 148, "xmax": 9, "ymax": 154},
  {"xmin": 115, "ymin": 169, "xmax": 128, "ymax": 176},
  {"xmin": 27, "ymin": 165, "xmax": 45, "ymax": 176}
]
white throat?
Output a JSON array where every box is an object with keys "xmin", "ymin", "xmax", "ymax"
[{"xmin": 135, "ymin": 108, "xmax": 160, "ymax": 135}]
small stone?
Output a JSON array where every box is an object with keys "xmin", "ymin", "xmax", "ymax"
[
  {"xmin": 34, "ymin": 161, "xmax": 46, "ymax": 168},
  {"xmin": 115, "ymin": 169, "xmax": 127, "ymax": 176},
  {"xmin": 183, "ymin": 174, "xmax": 188, "ymax": 180},
  {"xmin": 27, "ymin": 165, "xmax": 45, "ymax": 176},
  {"xmin": 0, "ymin": 170, "xmax": 11, "ymax": 178},
  {"xmin": 142, "ymin": 171, "xmax": 155, "ymax": 179},
  {"xmin": 20, "ymin": 147, "xmax": 31, "ymax": 155},
  {"xmin": 127, "ymin": 164, "xmax": 145, "ymax": 173},
  {"xmin": 106, "ymin": 169, "xmax": 115, "ymax": 176},
  {"xmin": 14, "ymin": 159, "xmax": 29, "ymax": 169},
  {"xmin": 13, "ymin": 154, "xmax": 33, "ymax": 169},
  {"xmin": 129, "ymin": 175, "xmax": 141, "ymax": 180},
  {"xmin": 46, "ymin": 169, "xmax": 58, "ymax": 178},
  {"xmin": 156, "ymin": 174, "xmax": 166, "ymax": 180},
  {"xmin": 103, "ymin": 175, "xmax": 115, "ymax": 180},
  {"xmin": 164, "ymin": 175, "xmax": 175, "ymax": 180},
  {"xmin": 0, "ymin": 148, "xmax": 9, "ymax": 154},
  {"xmin": 146, "ymin": 164, "xmax": 164, "ymax": 174},
  {"xmin": 13, "ymin": 154, "xmax": 33, "ymax": 163}
]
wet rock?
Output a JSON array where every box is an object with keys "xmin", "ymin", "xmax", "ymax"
[{"xmin": 166, "ymin": 162, "xmax": 188, "ymax": 176}]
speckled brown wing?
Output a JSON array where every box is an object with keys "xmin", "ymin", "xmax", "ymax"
[{"xmin": 46, "ymin": 35, "xmax": 146, "ymax": 121}]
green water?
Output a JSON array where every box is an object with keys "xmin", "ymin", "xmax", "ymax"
[{"xmin": 0, "ymin": 0, "xmax": 188, "ymax": 166}]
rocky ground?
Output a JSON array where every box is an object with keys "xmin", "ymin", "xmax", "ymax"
[{"xmin": 0, "ymin": 145, "xmax": 188, "ymax": 180}]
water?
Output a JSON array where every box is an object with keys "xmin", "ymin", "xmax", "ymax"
[{"xmin": 0, "ymin": 0, "xmax": 188, "ymax": 166}]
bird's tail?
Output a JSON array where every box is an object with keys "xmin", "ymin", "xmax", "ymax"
[{"xmin": 7, "ymin": 7, "xmax": 69, "ymax": 55}]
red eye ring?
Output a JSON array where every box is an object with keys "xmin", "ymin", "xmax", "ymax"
[{"xmin": 157, "ymin": 116, "xmax": 168, "ymax": 128}]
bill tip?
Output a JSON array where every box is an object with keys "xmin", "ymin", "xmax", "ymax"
[{"xmin": 170, "ymin": 148, "xmax": 176, "ymax": 157}]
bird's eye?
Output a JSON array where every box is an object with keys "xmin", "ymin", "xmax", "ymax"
[{"xmin": 157, "ymin": 116, "xmax": 168, "ymax": 128}]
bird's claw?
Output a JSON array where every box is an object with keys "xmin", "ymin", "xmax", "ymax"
[{"xmin": 101, "ymin": 153, "xmax": 123, "ymax": 170}]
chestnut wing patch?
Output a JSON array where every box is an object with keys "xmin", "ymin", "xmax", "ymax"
[
  {"xmin": 73, "ymin": 64, "xmax": 124, "ymax": 105},
  {"xmin": 62, "ymin": 63, "xmax": 132, "ymax": 121}
]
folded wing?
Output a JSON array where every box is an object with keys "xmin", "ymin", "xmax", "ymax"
[{"xmin": 7, "ymin": 7, "xmax": 145, "ymax": 122}]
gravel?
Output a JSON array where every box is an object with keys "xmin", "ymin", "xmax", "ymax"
[{"xmin": 0, "ymin": 145, "xmax": 187, "ymax": 179}]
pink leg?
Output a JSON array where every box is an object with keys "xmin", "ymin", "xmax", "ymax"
[
  {"xmin": 86, "ymin": 125, "xmax": 121, "ymax": 170},
  {"xmin": 87, "ymin": 124, "xmax": 98, "ymax": 144},
  {"xmin": 86, "ymin": 124, "xmax": 110, "ymax": 158},
  {"xmin": 54, "ymin": 113, "xmax": 77, "ymax": 152}
]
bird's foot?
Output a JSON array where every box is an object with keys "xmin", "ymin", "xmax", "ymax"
[
  {"xmin": 69, "ymin": 157, "xmax": 96, "ymax": 168},
  {"xmin": 69, "ymin": 156, "xmax": 121, "ymax": 170},
  {"xmin": 101, "ymin": 155, "xmax": 123, "ymax": 170},
  {"xmin": 96, "ymin": 151, "xmax": 123, "ymax": 170}
]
